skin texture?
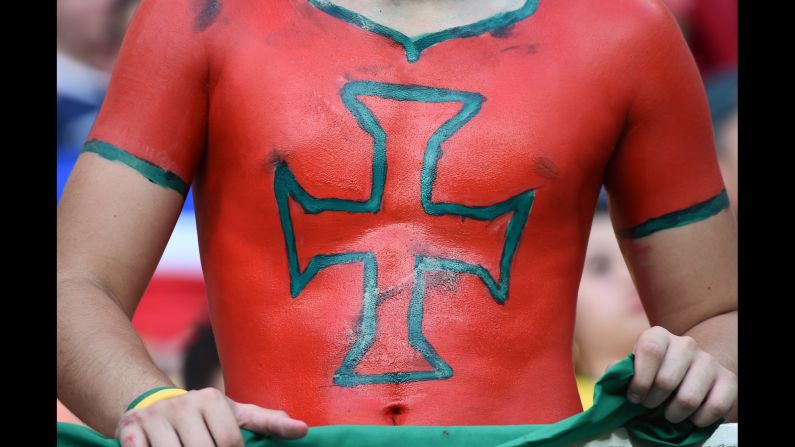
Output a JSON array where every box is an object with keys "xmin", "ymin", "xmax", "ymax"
[{"xmin": 57, "ymin": 0, "xmax": 737, "ymax": 443}]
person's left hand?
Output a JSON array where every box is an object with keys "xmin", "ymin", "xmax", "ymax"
[{"xmin": 625, "ymin": 326, "xmax": 737, "ymax": 427}]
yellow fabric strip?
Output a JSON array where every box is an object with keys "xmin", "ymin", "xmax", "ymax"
[
  {"xmin": 576, "ymin": 374, "xmax": 596, "ymax": 410},
  {"xmin": 133, "ymin": 388, "xmax": 188, "ymax": 410}
]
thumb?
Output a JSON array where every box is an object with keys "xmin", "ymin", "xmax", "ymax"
[{"xmin": 230, "ymin": 401, "xmax": 309, "ymax": 439}]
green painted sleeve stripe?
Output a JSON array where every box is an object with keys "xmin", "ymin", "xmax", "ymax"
[
  {"xmin": 125, "ymin": 386, "xmax": 178, "ymax": 412},
  {"xmin": 618, "ymin": 189, "xmax": 730, "ymax": 239},
  {"xmin": 81, "ymin": 140, "xmax": 189, "ymax": 197}
]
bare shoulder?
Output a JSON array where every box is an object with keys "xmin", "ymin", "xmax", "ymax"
[
  {"xmin": 600, "ymin": 0, "xmax": 679, "ymax": 27},
  {"xmin": 556, "ymin": 0, "xmax": 688, "ymax": 75},
  {"xmin": 599, "ymin": 0, "xmax": 684, "ymax": 46}
]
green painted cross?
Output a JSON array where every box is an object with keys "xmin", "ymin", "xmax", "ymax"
[{"xmin": 274, "ymin": 80, "xmax": 536, "ymax": 387}]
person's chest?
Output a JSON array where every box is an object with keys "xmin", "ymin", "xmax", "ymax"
[{"xmin": 201, "ymin": 0, "xmax": 629, "ymax": 215}]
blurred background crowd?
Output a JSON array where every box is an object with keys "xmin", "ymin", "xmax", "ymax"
[{"xmin": 57, "ymin": 0, "xmax": 738, "ymax": 424}]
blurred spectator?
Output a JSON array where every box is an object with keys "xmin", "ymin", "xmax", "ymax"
[
  {"xmin": 574, "ymin": 205, "xmax": 650, "ymax": 409},
  {"xmin": 182, "ymin": 322, "xmax": 224, "ymax": 392},
  {"xmin": 57, "ymin": 0, "xmax": 139, "ymax": 150}
]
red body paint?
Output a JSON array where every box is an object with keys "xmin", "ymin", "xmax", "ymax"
[{"xmin": 88, "ymin": 0, "xmax": 725, "ymax": 426}]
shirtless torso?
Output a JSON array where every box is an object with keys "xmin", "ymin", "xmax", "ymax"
[{"xmin": 84, "ymin": 0, "xmax": 727, "ymax": 427}]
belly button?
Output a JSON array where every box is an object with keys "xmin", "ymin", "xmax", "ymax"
[{"xmin": 383, "ymin": 403, "xmax": 408, "ymax": 425}]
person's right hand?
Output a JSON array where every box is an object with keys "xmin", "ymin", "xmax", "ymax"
[{"xmin": 115, "ymin": 388, "xmax": 308, "ymax": 447}]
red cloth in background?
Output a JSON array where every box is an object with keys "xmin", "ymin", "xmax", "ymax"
[
  {"xmin": 689, "ymin": 0, "xmax": 737, "ymax": 76},
  {"xmin": 664, "ymin": 0, "xmax": 737, "ymax": 77},
  {"xmin": 131, "ymin": 275, "xmax": 208, "ymax": 351}
]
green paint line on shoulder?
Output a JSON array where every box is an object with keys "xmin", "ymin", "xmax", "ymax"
[
  {"xmin": 619, "ymin": 189, "xmax": 730, "ymax": 239},
  {"xmin": 308, "ymin": 0, "xmax": 540, "ymax": 63},
  {"xmin": 81, "ymin": 140, "xmax": 189, "ymax": 197}
]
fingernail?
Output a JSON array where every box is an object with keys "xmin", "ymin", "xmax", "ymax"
[
  {"xmin": 627, "ymin": 392, "xmax": 642, "ymax": 404},
  {"xmin": 284, "ymin": 419, "xmax": 307, "ymax": 429},
  {"xmin": 284, "ymin": 420, "xmax": 309, "ymax": 437}
]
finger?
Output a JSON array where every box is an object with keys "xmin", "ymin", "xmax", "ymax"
[
  {"xmin": 172, "ymin": 408, "xmax": 216, "ymax": 447},
  {"xmin": 689, "ymin": 370, "xmax": 738, "ymax": 427},
  {"xmin": 139, "ymin": 411, "xmax": 182, "ymax": 447},
  {"xmin": 642, "ymin": 336, "xmax": 699, "ymax": 409},
  {"xmin": 234, "ymin": 403, "xmax": 309, "ymax": 439},
  {"xmin": 663, "ymin": 352, "xmax": 719, "ymax": 424},
  {"xmin": 199, "ymin": 390, "xmax": 245, "ymax": 447},
  {"xmin": 628, "ymin": 327, "xmax": 670, "ymax": 404},
  {"xmin": 118, "ymin": 421, "xmax": 149, "ymax": 447}
]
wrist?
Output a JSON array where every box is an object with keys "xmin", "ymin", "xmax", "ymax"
[{"xmin": 126, "ymin": 386, "xmax": 188, "ymax": 412}]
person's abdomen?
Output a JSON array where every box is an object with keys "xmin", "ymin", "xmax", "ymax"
[{"xmin": 200, "ymin": 227, "xmax": 587, "ymax": 425}]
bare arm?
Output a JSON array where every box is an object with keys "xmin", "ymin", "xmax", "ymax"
[
  {"xmin": 619, "ymin": 208, "xmax": 737, "ymax": 372},
  {"xmin": 682, "ymin": 311, "xmax": 737, "ymax": 422},
  {"xmin": 601, "ymin": 0, "xmax": 738, "ymax": 426},
  {"xmin": 614, "ymin": 208, "xmax": 738, "ymax": 423},
  {"xmin": 57, "ymin": 152, "xmax": 186, "ymax": 436},
  {"xmin": 57, "ymin": 0, "xmax": 213, "ymax": 435}
]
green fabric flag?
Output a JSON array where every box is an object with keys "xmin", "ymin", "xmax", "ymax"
[{"xmin": 57, "ymin": 354, "xmax": 723, "ymax": 447}]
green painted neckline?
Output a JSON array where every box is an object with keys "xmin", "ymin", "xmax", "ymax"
[{"xmin": 307, "ymin": 0, "xmax": 540, "ymax": 63}]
